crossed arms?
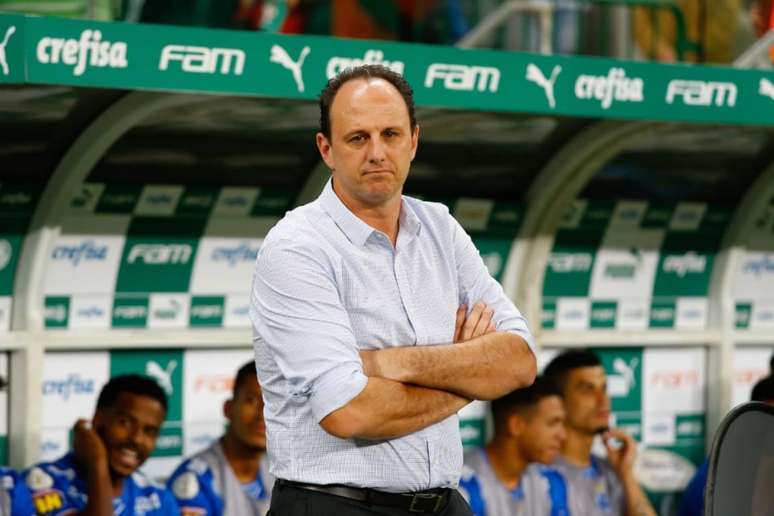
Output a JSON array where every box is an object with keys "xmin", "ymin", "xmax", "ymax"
[{"xmin": 252, "ymin": 222, "xmax": 536, "ymax": 442}]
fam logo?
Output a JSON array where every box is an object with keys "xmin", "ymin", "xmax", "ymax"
[
  {"xmin": 269, "ymin": 44, "xmax": 310, "ymax": 92},
  {"xmin": 526, "ymin": 63, "xmax": 561, "ymax": 108},
  {"xmin": 146, "ymin": 360, "xmax": 178, "ymax": 395},
  {"xmin": 650, "ymin": 369, "xmax": 700, "ymax": 388},
  {"xmin": 127, "ymin": 244, "xmax": 192, "ymax": 265},
  {"xmin": 160, "ymin": 45, "xmax": 245, "ymax": 75},
  {"xmin": 666, "ymin": 80, "xmax": 737, "ymax": 107},
  {"xmin": 424, "ymin": 63, "xmax": 500, "ymax": 93},
  {"xmin": 574, "ymin": 68, "xmax": 644, "ymax": 109},
  {"xmin": 0, "ymin": 25, "xmax": 16, "ymax": 76},
  {"xmin": 51, "ymin": 241, "xmax": 108, "ymax": 266},
  {"xmin": 42, "ymin": 373, "xmax": 97, "ymax": 401},
  {"xmin": 36, "ymin": 30, "xmax": 128, "ymax": 77},
  {"xmin": 194, "ymin": 374, "xmax": 234, "ymax": 394},
  {"xmin": 326, "ymin": 50, "xmax": 404, "ymax": 80},
  {"xmin": 760, "ymin": 78, "xmax": 774, "ymax": 101}
]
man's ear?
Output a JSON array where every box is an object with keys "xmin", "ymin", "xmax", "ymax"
[
  {"xmin": 223, "ymin": 399, "xmax": 233, "ymax": 421},
  {"xmin": 410, "ymin": 124, "xmax": 419, "ymax": 162},
  {"xmin": 316, "ymin": 132, "xmax": 335, "ymax": 170},
  {"xmin": 507, "ymin": 412, "xmax": 525, "ymax": 438}
]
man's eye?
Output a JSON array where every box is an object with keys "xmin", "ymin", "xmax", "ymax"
[{"xmin": 350, "ymin": 135, "xmax": 364, "ymax": 142}]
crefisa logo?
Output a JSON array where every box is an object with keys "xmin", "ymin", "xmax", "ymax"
[{"xmin": 36, "ymin": 30, "xmax": 128, "ymax": 76}]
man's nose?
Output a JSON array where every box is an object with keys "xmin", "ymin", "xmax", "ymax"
[{"xmin": 367, "ymin": 135, "xmax": 387, "ymax": 163}]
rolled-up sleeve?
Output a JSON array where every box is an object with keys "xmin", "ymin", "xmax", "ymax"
[
  {"xmin": 451, "ymin": 218, "xmax": 536, "ymax": 353},
  {"xmin": 250, "ymin": 239, "xmax": 368, "ymax": 422}
]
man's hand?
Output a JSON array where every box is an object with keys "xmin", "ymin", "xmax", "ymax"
[
  {"xmin": 361, "ymin": 302, "xmax": 496, "ymax": 377},
  {"xmin": 73, "ymin": 419, "xmax": 108, "ymax": 472},
  {"xmin": 454, "ymin": 302, "xmax": 496, "ymax": 342},
  {"xmin": 603, "ymin": 428, "xmax": 637, "ymax": 478}
]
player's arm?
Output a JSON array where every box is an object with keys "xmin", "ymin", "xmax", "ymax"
[
  {"xmin": 251, "ymin": 241, "xmax": 470, "ymax": 441},
  {"xmin": 72, "ymin": 420, "xmax": 113, "ymax": 516},
  {"xmin": 604, "ymin": 430, "xmax": 657, "ymax": 516},
  {"xmin": 360, "ymin": 301, "xmax": 536, "ymax": 400}
]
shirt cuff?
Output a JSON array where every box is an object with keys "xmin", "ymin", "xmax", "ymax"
[
  {"xmin": 504, "ymin": 327, "xmax": 537, "ymax": 354},
  {"xmin": 309, "ymin": 364, "xmax": 369, "ymax": 423}
]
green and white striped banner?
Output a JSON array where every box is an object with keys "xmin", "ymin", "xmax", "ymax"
[{"xmin": 542, "ymin": 200, "xmax": 730, "ymax": 330}]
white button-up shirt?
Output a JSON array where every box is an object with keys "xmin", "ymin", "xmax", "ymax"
[{"xmin": 250, "ymin": 179, "xmax": 534, "ymax": 492}]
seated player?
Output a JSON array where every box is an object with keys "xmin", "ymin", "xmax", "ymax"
[
  {"xmin": 458, "ymin": 376, "xmax": 569, "ymax": 515},
  {"xmin": 24, "ymin": 374, "xmax": 179, "ymax": 515},
  {"xmin": 1, "ymin": 467, "xmax": 34, "ymax": 515},
  {"xmin": 167, "ymin": 361, "xmax": 272, "ymax": 515},
  {"xmin": 544, "ymin": 350, "xmax": 656, "ymax": 516}
]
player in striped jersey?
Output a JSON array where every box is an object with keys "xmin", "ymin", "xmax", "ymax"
[{"xmin": 458, "ymin": 376, "xmax": 569, "ymax": 516}]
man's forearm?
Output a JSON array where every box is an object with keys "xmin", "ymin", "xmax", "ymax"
[
  {"xmin": 365, "ymin": 332, "xmax": 536, "ymax": 400},
  {"xmin": 82, "ymin": 461, "xmax": 113, "ymax": 516},
  {"xmin": 620, "ymin": 471, "xmax": 657, "ymax": 516},
  {"xmin": 320, "ymin": 377, "xmax": 470, "ymax": 440}
]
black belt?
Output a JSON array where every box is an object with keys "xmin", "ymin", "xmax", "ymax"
[{"xmin": 276, "ymin": 479, "xmax": 451, "ymax": 513}]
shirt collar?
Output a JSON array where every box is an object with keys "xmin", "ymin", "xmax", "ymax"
[{"xmin": 319, "ymin": 178, "xmax": 421, "ymax": 247}]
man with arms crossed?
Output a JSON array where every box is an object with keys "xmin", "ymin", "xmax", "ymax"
[
  {"xmin": 459, "ymin": 376, "xmax": 569, "ymax": 516},
  {"xmin": 250, "ymin": 65, "xmax": 536, "ymax": 515},
  {"xmin": 167, "ymin": 361, "xmax": 273, "ymax": 515},
  {"xmin": 24, "ymin": 375, "xmax": 179, "ymax": 516},
  {"xmin": 544, "ymin": 350, "xmax": 656, "ymax": 516}
]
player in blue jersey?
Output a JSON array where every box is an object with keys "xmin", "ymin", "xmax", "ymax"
[
  {"xmin": 1, "ymin": 467, "xmax": 35, "ymax": 515},
  {"xmin": 167, "ymin": 361, "xmax": 272, "ymax": 516},
  {"xmin": 24, "ymin": 374, "xmax": 179, "ymax": 516},
  {"xmin": 459, "ymin": 376, "xmax": 569, "ymax": 516}
]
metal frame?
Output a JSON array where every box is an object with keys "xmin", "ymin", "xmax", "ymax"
[{"xmin": 456, "ymin": 0, "xmax": 556, "ymax": 53}]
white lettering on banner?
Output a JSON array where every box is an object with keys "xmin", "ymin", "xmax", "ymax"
[
  {"xmin": 574, "ymin": 68, "xmax": 644, "ymax": 109},
  {"xmin": 526, "ymin": 63, "xmax": 561, "ymax": 108},
  {"xmin": 45, "ymin": 305, "xmax": 67, "ymax": 322},
  {"xmin": 0, "ymin": 26, "xmax": 17, "ymax": 76},
  {"xmin": 666, "ymin": 80, "xmax": 737, "ymax": 107},
  {"xmin": 211, "ymin": 244, "xmax": 259, "ymax": 266},
  {"xmin": 269, "ymin": 44, "xmax": 310, "ymax": 92},
  {"xmin": 36, "ymin": 30, "xmax": 128, "ymax": 77},
  {"xmin": 0, "ymin": 192, "xmax": 31, "ymax": 206},
  {"xmin": 663, "ymin": 252, "xmax": 706, "ymax": 277},
  {"xmin": 51, "ymin": 241, "xmax": 108, "ymax": 266},
  {"xmin": 424, "ymin": 63, "xmax": 500, "ymax": 92},
  {"xmin": 160, "ymin": 45, "xmax": 245, "ymax": 75},
  {"xmin": 743, "ymin": 255, "xmax": 774, "ymax": 276},
  {"xmin": 548, "ymin": 253, "xmax": 592, "ymax": 273},
  {"xmin": 191, "ymin": 305, "xmax": 223, "ymax": 318},
  {"xmin": 42, "ymin": 374, "xmax": 96, "ymax": 401},
  {"xmin": 760, "ymin": 78, "xmax": 774, "ymax": 101},
  {"xmin": 127, "ymin": 244, "xmax": 192, "ymax": 265},
  {"xmin": 114, "ymin": 306, "xmax": 146, "ymax": 319},
  {"xmin": 326, "ymin": 50, "xmax": 404, "ymax": 79}
]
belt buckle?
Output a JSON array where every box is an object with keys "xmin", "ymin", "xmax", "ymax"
[{"xmin": 409, "ymin": 492, "xmax": 443, "ymax": 513}]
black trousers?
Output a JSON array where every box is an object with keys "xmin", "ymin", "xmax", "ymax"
[{"xmin": 268, "ymin": 482, "xmax": 474, "ymax": 516}]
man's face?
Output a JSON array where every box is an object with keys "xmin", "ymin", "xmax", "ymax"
[
  {"xmin": 316, "ymin": 78, "xmax": 419, "ymax": 209},
  {"xmin": 563, "ymin": 366, "xmax": 611, "ymax": 434},
  {"xmin": 516, "ymin": 395, "xmax": 567, "ymax": 464},
  {"xmin": 225, "ymin": 374, "xmax": 266, "ymax": 451},
  {"xmin": 94, "ymin": 392, "xmax": 165, "ymax": 478}
]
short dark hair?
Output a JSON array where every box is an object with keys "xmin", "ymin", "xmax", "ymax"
[
  {"xmin": 318, "ymin": 64, "xmax": 417, "ymax": 139},
  {"xmin": 491, "ymin": 376, "xmax": 562, "ymax": 423},
  {"xmin": 752, "ymin": 375, "xmax": 774, "ymax": 402},
  {"xmin": 233, "ymin": 361, "xmax": 258, "ymax": 396},
  {"xmin": 543, "ymin": 349, "xmax": 602, "ymax": 393},
  {"xmin": 96, "ymin": 374, "xmax": 167, "ymax": 412}
]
